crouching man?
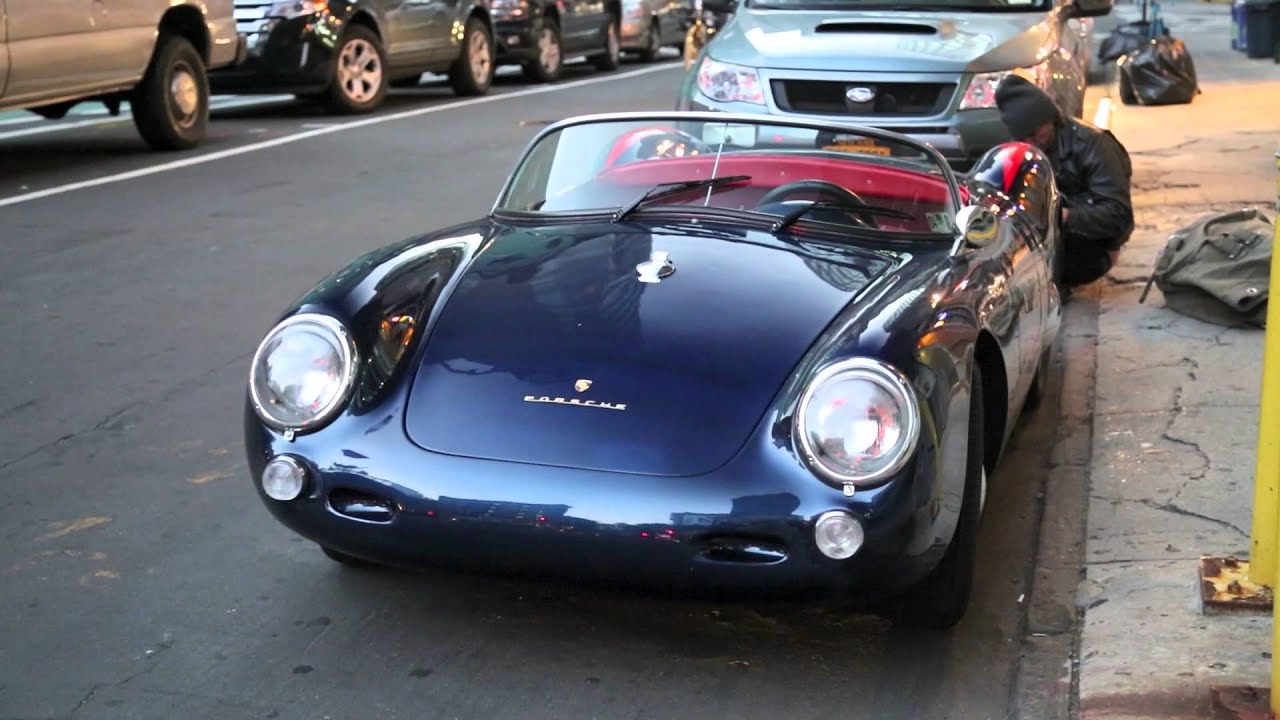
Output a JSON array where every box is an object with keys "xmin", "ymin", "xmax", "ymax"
[{"xmin": 994, "ymin": 75, "xmax": 1135, "ymax": 292}]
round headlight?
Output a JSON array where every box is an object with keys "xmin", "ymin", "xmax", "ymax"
[
  {"xmin": 795, "ymin": 358, "xmax": 921, "ymax": 487},
  {"xmin": 249, "ymin": 314, "xmax": 358, "ymax": 432}
]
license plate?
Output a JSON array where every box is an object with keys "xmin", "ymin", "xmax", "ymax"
[{"xmin": 824, "ymin": 138, "xmax": 892, "ymax": 156}]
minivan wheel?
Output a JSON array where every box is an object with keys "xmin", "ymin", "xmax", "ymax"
[
  {"xmin": 450, "ymin": 16, "xmax": 495, "ymax": 96},
  {"xmin": 323, "ymin": 26, "xmax": 388, "ymax": 113},
  {"xmin": 131, "ymin": 33, "xmax": 209, "ymax": 151},
  {"xmin": 592, "ymin": 15, "xmax": 621, "ymax": 71},
  {"xmin": 523, "ymin": 18, "xmax": 564, "ymax": 83}
]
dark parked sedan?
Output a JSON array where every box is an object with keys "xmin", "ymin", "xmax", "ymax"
[
  {"xmin": 243, "ymin": 112, "xmax": 1062, "ymax": 629},
  {"xmin": 213, "ymin": 0, "xmax": 496, "ymax": 112}
]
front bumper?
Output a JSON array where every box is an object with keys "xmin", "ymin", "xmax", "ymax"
[
  {"xmin": 209, "ymin": 15, "xmax": 335, "ymax": 93},
  {"xmin": 676, "ymin": 67, "xmax": 1012, "ymax": 170},
  {"xmin": 245, "ymin": 401, "xmax": 949, "ymax": 602}
]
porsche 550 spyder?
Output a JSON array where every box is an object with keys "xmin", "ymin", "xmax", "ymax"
[{"xmin": 244, "ymin": 111, "xmax": 1063, "ymax": 629}]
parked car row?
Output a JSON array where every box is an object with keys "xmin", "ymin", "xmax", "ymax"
[
  {"xmin": 0, "ymin": 0, "xmax": 694, "ymax": 152},
  {"xmin": 676, "ymin": 0, "xmax": 1113, "ymax": 170}
]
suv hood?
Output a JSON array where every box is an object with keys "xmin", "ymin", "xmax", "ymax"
[
  {"xmin": 402, "ymin": 221, "xmax": 898, "ymax": 477},
  {"xmin": 709, "ymin": 9, "xmax": 1055, "ymax": 73}
]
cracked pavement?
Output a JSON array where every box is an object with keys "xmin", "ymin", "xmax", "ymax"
[{"xmin": 1075, "ymin": 4, "xmax": 1280, "ymax": 717}]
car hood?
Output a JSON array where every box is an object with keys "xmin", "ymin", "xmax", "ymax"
[
  {"xmin": 709, "ymin": 9, "xmax": 1054, "ymax": 73},
  {"xmin": 403, "ymin": 220, "xmax": 897, "ymax": 476}
]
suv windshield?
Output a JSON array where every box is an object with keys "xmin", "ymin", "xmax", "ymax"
[{"xmin": 495, "ymin": 117, "xmax": 960, "ymax": 237}]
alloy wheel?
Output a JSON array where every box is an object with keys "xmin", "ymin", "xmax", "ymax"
[{"xmin": 338, "ymin": 38, "xmax": 383, "ymax": 104}]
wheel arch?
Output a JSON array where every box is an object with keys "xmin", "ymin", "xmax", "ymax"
[
  {"xmin": 347, "ymin": 8, "xmax": 382, "ymax": 37},
  {"xmin": 158, "ymin": 5, "xmax": 211, "ymax": 63}
]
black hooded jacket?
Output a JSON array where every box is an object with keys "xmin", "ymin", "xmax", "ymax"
[{"xmin": 1050, "ymin": 116, "xmax": 1135, "ymax": 252}]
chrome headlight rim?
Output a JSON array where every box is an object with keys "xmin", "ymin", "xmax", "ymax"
[
  {"xmin": 248, "ymin": 313, "xmax": 359, "ymax": 434},
  {"xmin": 794, "ymin": 357, "xmax": 922, "ymax": 488}
]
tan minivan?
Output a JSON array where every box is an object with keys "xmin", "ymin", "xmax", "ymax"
[{"xmin": 0, "ymin": 0, "xmax": 244, "ymax": 150}]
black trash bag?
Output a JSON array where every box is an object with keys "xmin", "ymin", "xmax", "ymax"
[
  {"xmin": 1099, "ymin": 19, "xmax": 1170, "ymax": 62},
  {"xmin": 1118, "ymin": 36, "xmax": 1200, "ymax": 106}
]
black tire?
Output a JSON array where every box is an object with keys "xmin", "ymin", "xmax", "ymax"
[
  {"xmin": 637, "ymin": 20, "xmax": 661, "ymax": 62},
  {"xmin": 322, "ymin": 25, "xmax": 388, "ymax": 114},
  {"xmin": 522, "ymin": 18, "xmax": 564, "ymax": 83},
  {"xmin": 592, "ymin": 14, "xmax": 622, "ymax": 71},
  {"xmin": 892, "ymin": 366, "xmax": 985, "ymax": 630},
  {"xmin": 321, "ymin": 546, "xmax": 378, "ymax": 568},
  {"xmin": 130, "ymin": 33, "xmax": 209, "ymax": 151},
  {"xmin": 449, "ymin": 16, "xmax": 495, "ymax": 96}
]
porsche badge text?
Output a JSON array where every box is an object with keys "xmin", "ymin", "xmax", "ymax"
[{"xmin": 523, "ymin": 395, "xmax": 627, "ymax": 411}]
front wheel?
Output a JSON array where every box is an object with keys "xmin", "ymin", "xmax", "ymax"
[
  {"xmin": 450, "ymin": 17, "xmax": 495, "ymax": 96},
  {"xmin": 592, "ymin": 15, "xmax": 622, "ymax": 71},
  {"xmin": 322, "ymin": 26, "xmax": 388, "ymax": 113},
  {"xmin": 522, "ymin": 18, "xmax": 564, "ymax": 83},
  {"xmin": 130, "ymin": 33, "xmax": 209, "ymax": 151},
  {"xmin": 891, "ymin": 366, "xmax": 985, "ymax": 630}
]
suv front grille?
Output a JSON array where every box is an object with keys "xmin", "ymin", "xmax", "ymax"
[{"xmin": 771, "ymin": 79, "xmax": 955, "ymax": 117}]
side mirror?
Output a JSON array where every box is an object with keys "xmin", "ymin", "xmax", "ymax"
[
  {"xmin": 1065, "ymin": 0, "xmax": 1112, "ymax": 18},
  {"xmin": 957, "ymin": 205, "xmax": 999, "ymax": 248}
]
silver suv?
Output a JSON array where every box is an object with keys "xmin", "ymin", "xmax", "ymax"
[
  {"xmin": 676, "ymin": 0, "xmax": 1112, "ymax": 169},
  {"xmin": 0, "ymin": 1, "xmax": 243, "ymax": 150}
]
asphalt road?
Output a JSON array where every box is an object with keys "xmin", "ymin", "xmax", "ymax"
[{"xmin": 0, "ymin": 53, "xmax": 1068, "ymax": 720}]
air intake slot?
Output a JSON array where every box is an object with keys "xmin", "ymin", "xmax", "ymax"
[
  {"xmin": 694, "ymin": 536, "xmax": 788, "ymax": 565},
  {"xmin": 814, "ymin": 21, "xmax": 939, "ymax": 34},
  {"xmin": 329, "ymin": 489, "xmax": 396, "ymax": 523}
]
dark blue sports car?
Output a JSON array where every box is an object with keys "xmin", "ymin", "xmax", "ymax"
[{"xmin": 244, "ymin": 112, "xmax": 1062, "ymax": 629}]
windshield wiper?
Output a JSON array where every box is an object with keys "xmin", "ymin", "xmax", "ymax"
[
  {"xmin": 612, "ymin": 175, "xmax": 753, "ymax": 222},
  {"xmin": 770, "ymin": 200, "xmax": 917, "ymax": 233}
]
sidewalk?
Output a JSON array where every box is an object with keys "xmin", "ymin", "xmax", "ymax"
[{"xmin": 1074, "ymin": 4, "xmax": 1280, "ymax": 718}]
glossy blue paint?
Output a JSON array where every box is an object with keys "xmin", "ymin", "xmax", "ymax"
[
  {"xmin": 243, "ymin": 132, "xmax": 1063, "ymax": 607},
  {"xmin": 404, "ymin": 220, "xmax": 896, "ymax": 477}
]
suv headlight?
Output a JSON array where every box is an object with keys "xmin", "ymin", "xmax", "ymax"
[
  {"xmin": 249, "ymin": 313, "xmax": 358, "ymax": 433},
  {"xmin": 696, "ymin": 58, "xmax": 764, "ymax": 105},
  {"xmin": 795, "ymin": 358, "xmax": 921, "ymax": 487},
  {"xmin": 269, "ymin": 1, "xmax": 327, "ymax": 18},
  {"xmin": 958, "ymin": 60, "xmax": 1052, "ymax": 110}
]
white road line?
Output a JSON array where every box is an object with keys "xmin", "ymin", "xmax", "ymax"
[
  {"xmin": 1093, "ymin": 96, "xmax": 1113, "ymax": 130},
  {"xmin": 0, "ymin": 63, "xmax": 681, "ymax": 210},
  {"xmin": 0, "ymin": 95, "xmax": 297, "ymax": 135}
]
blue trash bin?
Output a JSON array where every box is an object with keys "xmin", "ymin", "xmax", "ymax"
[{"xmin": 1233, "ymin": 0, "xmax": 1249, "ymax": 50}]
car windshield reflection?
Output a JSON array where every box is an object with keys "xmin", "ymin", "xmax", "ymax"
[{"xmin": 495, "ymin": 117, "xmax": 961, "ymax": 236}]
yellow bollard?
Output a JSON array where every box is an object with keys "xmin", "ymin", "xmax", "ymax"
[
  {"xmin": 1253, "ymin": 151, "xmax": 1280, "ymax": 591},
  {"xmin": 1257, "ymin": 155, "xmax": 1280, "ymax": 585},
  {"xmin": 1272, "ymin": 150, "xmax": 1280, "ymax": 716}
]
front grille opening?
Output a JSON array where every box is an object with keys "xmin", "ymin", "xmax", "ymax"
[{"xmin": 772, "ymin": 79, "xmax": 956, "ymax": 117}]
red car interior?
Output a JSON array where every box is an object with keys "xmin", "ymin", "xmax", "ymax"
[{"xmin": 594, "ymin": 154, "xmax": 969, "ymax": 233}]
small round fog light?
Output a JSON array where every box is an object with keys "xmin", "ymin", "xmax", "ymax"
[
  {"xmin": 814, "ymin": 510, "xmax": 864, "ymax": 560},
  {"xmin": 262, "ymin": 456, "xmax": 307, "ymax": 501}
]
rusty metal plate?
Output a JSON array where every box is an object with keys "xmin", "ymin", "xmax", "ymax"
[{"xmin": 1200, "ymin": 557, "xmax": 1274, "ymax": 614}]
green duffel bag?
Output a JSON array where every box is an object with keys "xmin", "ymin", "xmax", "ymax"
[{"xmin": 1140, "ymin": 207, "xmax": 1274, "ymax": 327}]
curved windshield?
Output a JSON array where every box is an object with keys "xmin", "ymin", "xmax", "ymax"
[{"xmin": 496, "ymin": 117, "xmax": 960, "ymax": 236}]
